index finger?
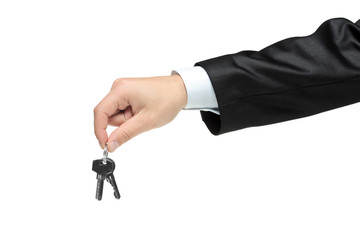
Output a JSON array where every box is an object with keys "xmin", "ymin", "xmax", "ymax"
[{"xmin": 93, "ymin": 92, "xmax": 126, "ymax": 148}]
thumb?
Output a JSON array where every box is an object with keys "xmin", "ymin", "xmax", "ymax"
[{"xmin": 107, "ymin": 113, "xmax": 148, "ymax": 152}]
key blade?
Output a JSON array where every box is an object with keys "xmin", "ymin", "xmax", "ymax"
[
  {"xmin": 107, "ymin": 173, "xmax": 121, "ymax": 199},
  {"xmin": 95, "ymin": 178, "xmax": 104, "ymax": 201}
]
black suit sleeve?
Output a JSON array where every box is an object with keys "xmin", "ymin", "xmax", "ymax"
[{"xmin": 195, "ymin": 18, "xmax": 360, "ymax": 135}]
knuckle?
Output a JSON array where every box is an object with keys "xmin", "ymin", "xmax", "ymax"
[
  {"xmin": 93, "ymin": 105, "xmax": 99, "ymax": 114},
  {"xmin": 112, "ymin": 78, "xmax": 121, "ymax": 86},
  {"xmin": 112, "ymin": 78, "xmax": 129, "ymax": 90}
]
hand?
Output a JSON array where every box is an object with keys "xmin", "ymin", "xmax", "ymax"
[{"xmin": 94, "ymin": 74, "xmax": 187, "ymax": 152}]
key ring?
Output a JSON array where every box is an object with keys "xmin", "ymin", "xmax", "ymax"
[{"xmin": 103, "ymin": 143, "xmax": 108, "ymax": 164}]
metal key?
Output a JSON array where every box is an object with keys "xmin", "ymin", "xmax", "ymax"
[
  {"xmin": 92, "ymin": 159, "xmax": 115, "ymax": 200},
  {"xmin": 92, "ymin": 143, "xmax": 121, "ymax": 200},
  {"xmin": 105, "ymin": 158, "xmax": 121, "ymax": 199}
]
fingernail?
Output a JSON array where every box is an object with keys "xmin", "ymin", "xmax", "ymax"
[{"xmin": 108, "ymin": 141, "xmax": 120, "ymax": 152}]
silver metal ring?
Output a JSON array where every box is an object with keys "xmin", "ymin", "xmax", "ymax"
[{"xmin": 102, "ymin": 143, "xmax": 108, "ymax": 164}]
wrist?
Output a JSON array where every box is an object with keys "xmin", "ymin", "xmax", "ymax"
[{"xmin": 169, "ymin": 74, "xmax": 187, "ymax": 109}]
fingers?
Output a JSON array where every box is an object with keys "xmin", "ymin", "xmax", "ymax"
[
  {"xmin": 107, "ymin": 112, "xmax": 149, "ymax": 152},
  {"xmin": 94, "ymin": 108, "xmax": 109, "ymax": 148},
  {"xmin": 108, "ymin": 107, "xmax": 133, "ymax": 126},
  {"xmin": 94, "ymin": 76, "xmax": 184, "ymax": 152},
  {"xmin": 94, "ymin": 91, "xmax": 130, "ymax": 148}
]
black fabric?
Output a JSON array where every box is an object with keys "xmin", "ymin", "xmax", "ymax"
[{"xmin": 195, "ymin": 18, "xmax": 360, "ymax": 135}]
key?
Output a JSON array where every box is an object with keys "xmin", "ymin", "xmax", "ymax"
[
  {"xmin": 92, "ymin": 144, "xmax": 121, "ymax": 200},
  {"xmin": 105, "ymin": 158, "xmax": 121, "ymax": 199},
  {"xmin": 92, "ymin": 159, "xmax": 114, "ymax": 200}
]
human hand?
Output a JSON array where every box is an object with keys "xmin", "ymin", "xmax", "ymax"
[{"xmin": 94, "ymin": 74, "xmax": 187, "ymax": 152}]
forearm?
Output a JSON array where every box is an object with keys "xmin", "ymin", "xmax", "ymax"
[{"xmin": 196, "ymin": 18, "xmax": 360, "ymax": 135}]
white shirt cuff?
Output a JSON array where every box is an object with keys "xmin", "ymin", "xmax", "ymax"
[{"xmin": 171, "ymin": 66, "xmax": 219, "ymax": 114}]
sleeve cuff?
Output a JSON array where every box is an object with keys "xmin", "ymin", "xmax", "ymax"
[{"xmin": 171, "ymin": 66, "xmax": 219, "ymax": 114}]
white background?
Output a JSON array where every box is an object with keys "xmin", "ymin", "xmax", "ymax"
[{"xmin": 0, "ymin": 0, "xmax": 359, "ymax": 239}]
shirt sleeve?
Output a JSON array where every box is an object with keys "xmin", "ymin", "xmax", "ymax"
[{"xmin": 171, "ymin": 66, "xmax": 219, "ymax": 114}]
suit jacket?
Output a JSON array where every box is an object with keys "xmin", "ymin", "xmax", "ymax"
[{"xmin": 195, "ymin": 18, "xmax": 360, "ymax": 135}]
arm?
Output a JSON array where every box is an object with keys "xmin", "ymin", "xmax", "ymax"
[
  {"xmin": 94, "ymin": 18, "xmax": 360, "ymax": 151},
  {"xmin": 196, "ymin": 18, "xmax": 360, "ymax": 135}
]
